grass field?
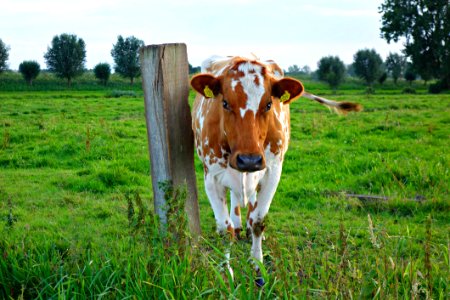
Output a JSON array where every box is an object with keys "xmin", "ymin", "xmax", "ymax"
[{"xmin": 0, "ymin": 79, "xmax": 449, "ymax": 298}]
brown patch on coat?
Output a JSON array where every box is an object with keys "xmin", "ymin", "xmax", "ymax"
[
  {"xmin": 234, "ymin": 206, "xmax": 241, "ymax": 216},
  {"xmin": 252, "ymin": 220, "xmax": 266, "ymax": 237},
  {"xmin": 226, "ymin": 224, "xmax": 235, "ymax": 239},
  {"xmin": 254, "ymin": 75, "xmax": 260, "ymax": 86},
  {"xmin": 248, "ymin": 201, "xmax": 258, "ymax": 213},
  {"xmin": 247, "ymin": 201, "xmax": 258, "ymax": 224}
]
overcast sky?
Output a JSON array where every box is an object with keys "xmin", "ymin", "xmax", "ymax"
[{"xmin": 1, "ymin": 0, "xmax": 403, "ymax": 71}]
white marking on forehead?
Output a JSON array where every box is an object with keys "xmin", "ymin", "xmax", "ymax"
[
  {"xmin": 236, "ymin": 62, "xmax": 266, "ymax": 118},
  {"xmin": 231, "ymin": 79, "xmax": 239, "ymax": 91}
]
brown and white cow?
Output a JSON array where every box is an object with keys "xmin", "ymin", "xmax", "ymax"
[{"xmin": 190, "ymin": 55, "xmax": 361, "ymax": 284}]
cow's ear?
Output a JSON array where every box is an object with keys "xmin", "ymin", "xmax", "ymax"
[
  {"xmin": 272, "ymin": 78, "xmax": 304, "ymax": 105},
  {"xmin": 190, "ymin": 74, "xmax": 221, "ymax": 98}
]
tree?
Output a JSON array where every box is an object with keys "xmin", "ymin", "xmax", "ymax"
[
  {"xmin": 316, "ymin": 56, "xmax": 346, "ymax": 92},
  {"xmin": 385, "ymin": 53, "xmax": 405, "ymax": 85},
  {"xmin": 380, "ymin": 0, "xmax": 450, "ymax": 88},
  {"xmin": 111, "ymin": 35, "xmax": 144, "ymax": 85},
  {"xmin": 44, "ymin": 34, "xmax": 86, "ymax": 87},
  {"xmin": 19, "ymin": 61, "xmax": 40, "ymax": 85},
  {"xmin": 0, "ymin": 38, "xmax": 10, "ymax": 74},
  {"xmin": 300, "ymin": 65, "xmax": 311, "ymax": 75},
  {"xmin": 404, "ymin": 64, "xmax": 417, "ymax": 86},
  {"xmin": 352, "ymin": 49, "xmax": 383, "ymax": 86},
  {"xmin": 94, "ymin": 63, "xmax": 111, "ymax": 86}
]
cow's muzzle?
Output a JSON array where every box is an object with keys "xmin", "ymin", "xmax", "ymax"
[{"xmin": 236, "ymin": 154, "xmax": 264, "ymax": 172}]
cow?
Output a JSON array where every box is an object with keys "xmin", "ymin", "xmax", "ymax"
[{"xmin": 190, "ymin": 55, "xmax": 361, "ymax": 285}]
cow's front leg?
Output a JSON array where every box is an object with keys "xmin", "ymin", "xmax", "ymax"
[
  {"xmin": 205, "ymin": 174, "xmax": 233, "ymax": 235},
  {"xmin": 230, "ymin": 192, "xmax": 242, "ymax": 238},
  {"xmin": 204, "ymin": 174, "xmax": 234, "ymax": 278},
  {"xmin": 247, "ymin": 164, "xmax": 282, "ymax": 286}
]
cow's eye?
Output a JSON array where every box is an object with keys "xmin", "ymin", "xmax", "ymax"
[
  {"xmin": 222, "ymin": 100, "xmax": 231, "ymax": 111},
  {"xmin": 265, "ymin": 101, "xmax": 273, "ymax": 112}
]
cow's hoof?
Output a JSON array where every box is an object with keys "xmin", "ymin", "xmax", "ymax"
[
  {"xmin": 234, "ymin": 228, "xmax": 242, "ymax": 240},
  {"xmin": 255, "ymin": 277, "xmax": 265, "ymax": 287}
]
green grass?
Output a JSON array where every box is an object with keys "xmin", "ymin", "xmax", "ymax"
[{"xmin": 0, "ymin": 86, "xmax": 449, "ymax": 298}]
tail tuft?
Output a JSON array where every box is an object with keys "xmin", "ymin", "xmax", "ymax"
[{"xmin": 335, "ymin": 102, "xmax": 363, "ymax": 115}]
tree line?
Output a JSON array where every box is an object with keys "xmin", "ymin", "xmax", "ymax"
[
  {"xmin": 286, "ymin": 49, "xmax": 421, "ymax": 93},
  {"xmin": 0, "ymin": 0, "xmax": 448, "ymax": 91},
  {"xmin": 0, "ymin": 34, "xmax": 144, "ymax": 87}
]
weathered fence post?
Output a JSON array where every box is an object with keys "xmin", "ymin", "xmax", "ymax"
[{"xmin": 140, "ymin": 43, "xmax": 201, "ymax": 237}]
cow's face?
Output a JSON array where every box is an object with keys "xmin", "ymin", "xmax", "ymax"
[{"xmin": 191, "ymin": 61, "xmax": 303, "ymax": 172}]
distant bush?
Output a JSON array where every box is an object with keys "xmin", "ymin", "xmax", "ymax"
[
  {"xmin": 428, "ymin": 82, "xmax": 443, "ymax": 94},
  {"xmin": 365, "ymin": 87, "xmax": 375, "ymax": 94},
  {"xmin": 378, "ymin": 72, "xmax": 387, "ymax": 85},
  {"xmin": 106, "ymin": 90, "xmax": 138, "ymax": 98},
  {"xmin": 402, "ymin": 87, "xmax": 416, "ymax": 94},
  {"xmin": 404, "ymin": 65, "xmax": 417, "ymax": 86},
  {"xmin": 18, "ymin": 61, "xmax": 40, "ymax": 85},
  {"xmin": 94, "ymin": 63, "xmax": 111, "ymax": 86}
]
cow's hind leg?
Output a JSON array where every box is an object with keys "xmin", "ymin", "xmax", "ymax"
[{"xmin": 204, "ymin": 175, "xmax": 234, "ymax": 278}]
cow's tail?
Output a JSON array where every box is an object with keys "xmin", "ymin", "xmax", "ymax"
[{"xmin": 302, "ymin": 92, "xmax": 363, "ymax": 115}]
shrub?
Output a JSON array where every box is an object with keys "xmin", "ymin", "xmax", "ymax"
[
  {"xmin": 404, "ymin": 64, "xmax": 417, "ymax": 86},
  {"xmin": 365, "ymin": 87, "xmax": 375, "ymax": 94},
  {"xmin": 106, "ymin": 90, "xmax": 138, "ymax": 98},
  {"xmin": 18, "ymin": 61, "xmax": 41, "ymax": 85},
  {"xmin": 428, "ymin": 82, "xmax": 443, "ymax": 94},
  {"xmin": 378, "ymin": 72, "xmax": 387, "ymax": 85},
  {"xmin": 93, "ymin": 63, "xmax": 111, "ymax": 86},
  {"xmin": 402, "ymin": 87, "xmax": 416, "ymax": 94}
]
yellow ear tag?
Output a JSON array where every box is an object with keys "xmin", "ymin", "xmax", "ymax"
[
  {"xmin": 280, "ymin": 90, "xmax": 291, "ymax": 102},
  {"xmin": 204, "ymin": 86, "xmax": 214, "ymax": 98}
]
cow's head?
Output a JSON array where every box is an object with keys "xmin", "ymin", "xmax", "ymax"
[{"xmin": 191, "ymin": 60, "xmax": 303, "ymax": 172}]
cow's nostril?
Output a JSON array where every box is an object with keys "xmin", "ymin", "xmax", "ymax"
[{"xmin": 236, "ymin": 154, "xmax": 263, "ymax": 172}]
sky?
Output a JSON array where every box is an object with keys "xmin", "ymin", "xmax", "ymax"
[{"xmin": 1, "ymin": 0, "xmax": 403, "ymax": 71}]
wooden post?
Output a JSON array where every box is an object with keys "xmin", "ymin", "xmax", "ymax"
[{"xmin": 140, "ymin": 43, "xmax": 201, "ymax": 237}]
